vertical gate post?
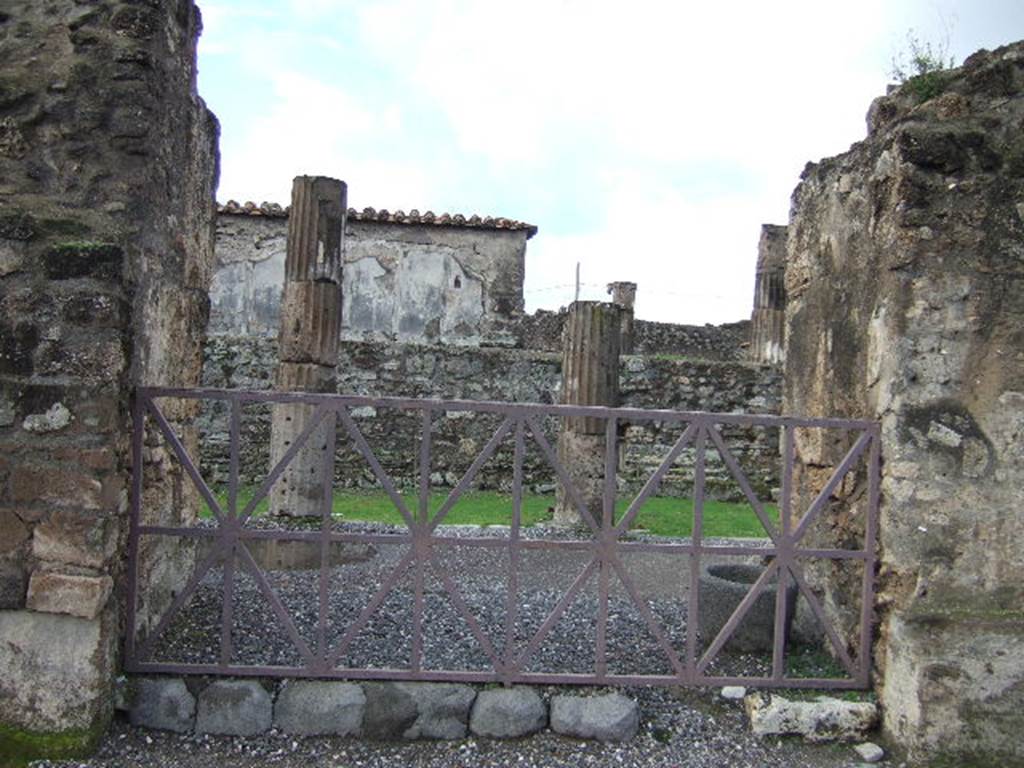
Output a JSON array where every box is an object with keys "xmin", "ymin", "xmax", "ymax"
[
  {"xmin": 269, "ymin": 176, "xmax": 346, "ymax": 517},
  {"xmin": 554, "ymin": 301, "xmax": 622, "ymax": 527}
]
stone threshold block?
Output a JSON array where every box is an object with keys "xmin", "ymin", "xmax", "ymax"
[
  {"xmin": 395, "ymin": 682, "xmax": 476, "ymax": 740},
  {"xmin": 128, "ymin": 678, "xmax": 195, "ymax": 733},
  {"xmin": 550, "ymin": 692, "xmax": 639, "ymax": 742},
  {"xmin": 196, "ymin": 681, "xmax": 272, "ymax": 737},
  {"xmin": 469, "ymin": 687, "xmax": 546, "ymax": 738},
  {"xmin": 273, "ymin": 681, "xmax": 363, "ymax": 737}
]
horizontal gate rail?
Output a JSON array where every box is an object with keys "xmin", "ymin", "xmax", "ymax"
[{"xmin": 126, "ymin": 386, "xmax": 880, "ymax": 689}]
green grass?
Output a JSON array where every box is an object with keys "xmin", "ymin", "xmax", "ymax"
[{"xmin": 211, "ymin": 487, "xmax": 777, "ymax": 539}]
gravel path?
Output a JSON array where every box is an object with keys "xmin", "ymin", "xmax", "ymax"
[{"xmin": 149, "ymin": 522, "xmax": 774, "ymax": 679}]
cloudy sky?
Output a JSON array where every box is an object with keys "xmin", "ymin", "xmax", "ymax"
[{"xmin": 197, "ymin": 0, "xmax": 1023, "ymax": 324}]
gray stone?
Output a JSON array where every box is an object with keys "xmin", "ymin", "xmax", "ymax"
[
  {"xmin": 395, "ymin": 682, "xmax": 476, "ymax": 740},
  {"xmin": 853, "ymin": 741, "xmax": 885, "ymax": 763},
  {"xmin": 721, "ymin": 686, "xmax": 747, "ymax": 701},
  {"xmin": 129, "ymin": 678, "xmax": 195, "ymax": 733},
  {"xmin": 273, "ymin": 680, "xmax": 363, "ymax": 736},
  {"xmin": 361, "ymin": 682, "xmax": 417, "ymax": 739},
  {"xmin": 744, "ymin": 692, "xmax": 877, "ymax": 743},
  {"xmin": 22, "ymin": 402, "xmax": 72, "ymax": 433},
  {"xmin": 697, "ymin": 563, "xmax": 796, "ymax": 652},
  {"xmin": 0, "ymin": 560, "xmax": 27, "ymax": 609},
  {"xmin": 196, "ymin": 680, "xmax": 272, "ymax": 736},
  {"xmin": 0, "ymin": 610, "xmax": 114, "ymax": 732},
  {"xmin": 469, "ymin": 687, "xmax": 547, "ymax": 739},
  {"xmin": 549, "ymin": 693, "xmax": 639, "ymax": 742},
  {"xmin": 0, "ymin": 394, "xmax": 15, "ymax": 426}
]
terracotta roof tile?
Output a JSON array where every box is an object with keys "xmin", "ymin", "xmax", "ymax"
[{"xmin": 217, "ymin": 200, "xmax": 537, "ymax": 237}]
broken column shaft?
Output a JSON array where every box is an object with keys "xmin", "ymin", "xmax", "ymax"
[
  {"xmin": 554, "ymin": 301, "xmax": 622, "ymax": 528},
  {"xmin": 607, "ymin": 281, "xmax": 637, "ymax": 354},
  {"xmin": 269, "ymin": 176, "xmax": 346, "ymax": 518},
  {"xmin": 749, "ymin": 224, "xmax": 787, "ymax": 365}
]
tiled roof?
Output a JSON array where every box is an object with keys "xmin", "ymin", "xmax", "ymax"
[{"xmin": 217, "ymin": 200, "xmax": 537, "ymax": 238}]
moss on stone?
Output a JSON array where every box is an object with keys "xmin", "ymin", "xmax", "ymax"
[
  {"xmin": 43, "ymin": 241, "xmax": 122, "ymax": 280},
  {"xmin": 0, "ymin": 721, "xmax": 104, "ymax": 767}
]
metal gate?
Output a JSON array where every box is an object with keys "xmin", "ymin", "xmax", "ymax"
[{"xmin": 125, "ymin": 387, "xmax": 879, "ymax": 689}]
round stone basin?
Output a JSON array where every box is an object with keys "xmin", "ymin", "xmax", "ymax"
[{"xmin": 697, "ymin": 563, "xmax": 797, "ymax": 653}]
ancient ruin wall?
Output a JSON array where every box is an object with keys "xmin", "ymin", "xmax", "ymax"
[
  {"xmin": 211, "ymin": 208, "xmax": 532, "ymax": 346},
  {"xmin": 783, "ymin": 42, "xmax": 1024, "ymax": 764},
  {"xmin": 200, "ymin": 337, "xmax": 782, "ymax": 502},
  {"xmin": 517, "ymin": 310, "xmax": 751, "ymax": 361},
  {"xmin": 0, "ymin": 1, "xmax": 217, "ymax": 757}
]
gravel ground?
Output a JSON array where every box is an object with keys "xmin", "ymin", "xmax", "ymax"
[
  {"xmin": 149, "ymin": 522, "xmax": 775, "ymax": 679},
  {"xmin": 60, "ymin": 523, "xmax": 881, "ymax": 768},
  {"xmin": 32, "ymin": 686, "xmax": 876, "ymax": 768}
]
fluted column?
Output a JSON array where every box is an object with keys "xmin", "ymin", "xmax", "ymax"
[
  {"xmin": 269, "ymin": 176, "xmax": 346, "ymax": 517},
  {"xmin": 554, "ymin": 301, "xmax": 622, "ymax": 527},
  {"xmin": 749, "ymin": 224, "xmax": 787, "ymax": 365}
]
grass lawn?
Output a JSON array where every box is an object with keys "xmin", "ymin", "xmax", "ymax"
[{"xmin": 213, "ymin": 488, "xmax": 777, "ymax": 539}]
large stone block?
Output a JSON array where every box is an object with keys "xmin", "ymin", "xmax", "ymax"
[
  {"xmin": 469, "ymin": 688, "xmax": 546, "ymax": 739},
  {"xmin": 32, "ymin": 510, "xmax": 118, "ymax": 570},
  {"xmin": 273, "ymin": 681, "xmax": 363, "ymax": 737},
  {"xmin": 129, "ymin": 678, "xmax": 195, "ymax": 733},
  {"xmin": 550, "ymin": 693, "xmax": 639, "ymax": 742},
  {"xmin": 196, "ymin": 680, "xmax": 272, "ymax": 736},
  {"xmin": 26, "ymin": 571, "xmax": 112, "ymax": 620},
  {"xmin": 361, "ymin": 682, "xmax": 416, "ymax": 739},
  {"xmin": 0, "ymin": 610, "xmax": 114, "ymax": 733},
  {"xmin": 395, "ymin": 682, "xmax": 476, "ymax": 740}
]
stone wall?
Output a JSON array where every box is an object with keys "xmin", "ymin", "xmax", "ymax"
[
  {"xmin": 516, "ymin": 309, "xmax": 751, "ymax": 361},
  {"xmin": 200, "ymin": 337, "xmax": 782, "ymax": 502},
  {"xmin": 783, "ymin": 42, "xmax": 1024, "ymax": 765},
  {"xmin": 0, "ymin": 1, "xmax": 217, "ymax": 760},
  {"xmin": 211, "ymin": 207, "xmax": 533, "ymax": 347}
]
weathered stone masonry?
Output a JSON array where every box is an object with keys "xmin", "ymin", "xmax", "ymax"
[
  {"xmin": 200, "ymin": 336, "xmax": 783, "ymax": 502},
  {"xmin": 0, "ymin": 1, "xmax": 217, "ymax": 759},
  {"xmin": 784, "ymin": 42, "xmax": 1024, "ymax": 765}
]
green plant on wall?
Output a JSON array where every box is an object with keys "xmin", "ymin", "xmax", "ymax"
[{"xmin": 890, "ymin": 29, "xmax": 956, "ymax": 103}]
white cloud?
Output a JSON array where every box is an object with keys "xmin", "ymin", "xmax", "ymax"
[
  {"xmin": 202, "ymin": 0, "xmax": 1024, "ymax": 323},
  {"xmin": 217, "ymin": 70, "xmax": 431, "ymax": 208}
]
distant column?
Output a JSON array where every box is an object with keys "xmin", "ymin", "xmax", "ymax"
[
  {"xmin": 749, "ymin": 224, "xmax": 787, "ymax": 365},
  {"xmin": 269, "ymin": 176, "xmax": 346, "ymax": 518},
  {"xmin": 606, "ymin": 281, "xmax": 637, "ymax": 354},
  {"xmin": 553, "ymin": 301, "xmax": 622, "ymax": 528}
]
